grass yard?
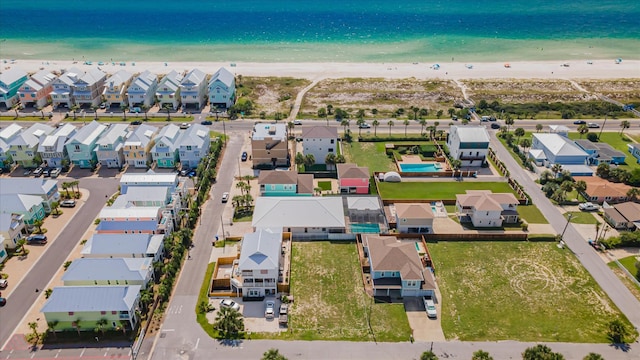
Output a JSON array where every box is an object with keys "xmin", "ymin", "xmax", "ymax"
[
  {"xmin": 568, "ymin": 132, "xmax": 640, "ymax": 170},
  {"xmin": 378, "ymin": 181, "xmax": 515, "ymax": 200},
  {"xmin": 273, "ymin": 241, "xmax": 410, "ymax": 341},
  {"xmin": 617, "ymin": 256, "xmax": 640, "ymax": 279},
  {"xmin": 317, "ymin": 181, "xmax": 332, "ymax": 191},
  {"xmin": 428, "ymin": 241, "xmax": 636, "ymax": 342},
  {"xmin": 342, "ymin": 141, "xmax": 396, "ymax": 173},
  {"xmin": 607, "ymin": 260, "xmax": 640, "ymax": 302},
  {"xmin": 517, "ymin": 205, "xmax": 549, "ymax": 224},
  {"xmin": 564, "ymin": 211, "xmax": 600, "ymax": 225}
]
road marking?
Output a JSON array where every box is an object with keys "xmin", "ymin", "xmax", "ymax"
[
  {"xmin": 80, "ymin": 348, "xmax": 86, "ymax": 357},
  {"xmin": 31, "ymin": 352, "xmax": 35, "ymax": 359},
  {"xmin": 55, "ymin": 349, "xmax": 61, "ymax": 358},
  {"xmin": 162, "ymin": 329, "xmax": 175, "ymax": 332},
  {"xmin": 194, "ymin": 338, "xmax": 200, "ymax": 349}
]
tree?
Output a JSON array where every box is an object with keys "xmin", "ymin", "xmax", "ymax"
[
  {"xmin": 340, "ymin": 119, "xmax": 350, "ymax": 134},
  {"xmin": 596, "ymin": 163, "xmax": 610, "ymax": 178},
  {"xmin": 520, "ymin": 138, "xmax": 531, "ymax": 152},
  {"xmin": 560, "ymin": 180, "xmax": 574, "ymax": 196},
  {"xmin": 162, "ymin": 103, "xmax": 172, "ymax": 121},
  {"xmin": 372, "ymin": 119, "xmax": 380, "ymax": 136},
  {"xmin": 262, "ymin": 348, "xmax": 288, "ymax": 360},
  {"xmin": 387, "ymin": 120, "xmax": 394, "ymax": 136},
  {"xmin": 287, "ymin": 121, "xmax": 295, "ymax": 137},
  {"xmin": 16, "ymin": 238, "xmax": 27, "ymax": 256},
  {"xmin": 73, "ymin": 318, "xmax": 82, "ymax": 336},
  {"xmin": 574, "ymin": 180, "xmax": 587, "ymax": 195},
  {"xmin": 326, "ymin": 104, "xmax": 333, "ymax": 115},
  {"xmin": 403, "ymin": 119, "xmax": 410, "ymax": 137},
  {"xmin": 95, "ymin": 318, "xmax": 108, "ymax": 335},
  {"xmin": 419, "ymin": 119, "xmax": 427, "ymax": 136},
  {"xmin": 304, "ymin": 154, "xmax": 315, "ymax": 167},
  {"xmin": 505, "ymin": 115, "xmax": 514, "ymax": 132},
  {"xmin": 356, "ymin": 118, "xmax": 365, "ymax": 137},
  {"xmin": 450, "ymin": 159, "xmax": 462, "ymax": 178},
  {"xmin": 33, "ymin": 219, "xmax": 44, "ymax": 233},
  {"xmin": 514, "ymin": 127, "xmax": 525, "ymax": 142},
  {"xmin": 539, "ymin": 170, "xmax": 554, "ymax": 185},
  {"xmin": 582, "ymin": 353, "xmax": 604, "ymax": 360},
  {"xmin": 50, "ymin": 201, "xmax": 60, "ymax": 216},
  {"xmin": 295, "ymin": 152, "xmax": 304, "ymax": 166},
  {"xmin": 436, "ymin": 109, "xmax": 443, "ymax": 119},
  {"xmin": 619, "ymin": 120, "xmax": 630, "ymax": 135},
  {"xmin": 71, "ymin": 104, "xmax": 80, "ymax": 120},
  {"xmin": 522, "ymin": 344, "xmax": 565, "ymax": 360},
  {"xmin": 447, "ymin": 108, "xmax": 455, "ymax": 117},
  {"xmin": 551, "ymin": 188, "xmax": 566, "ymax": 204},
  {"xmin": 535, "ymin": 123, "xmax": 543, "ymax": 133},
  {"xmin": 317, "ymin": 108, "xmax": 327, "ymax": 125},
  {"xmin": 325, "ymin": 153, "xmax": 337, "ymax": 170},
  {"xmin": 213, "ymin": 306, "xmax": 244, "ymax": 339},
  {"xmin": 607, "ymin": 318, "xmax": 630, "ymax": 344},
  {"xmin": 551, "ymin": 163, "xmax": 563, "ymax": 178},
  {"xmin": 47, "ymin": 320, "xmax": 59, "ymax": 339},
  {"xmin": 420, "ymin": 351, "xmax": 438, "ymax": 360},
  {"xmin": 627, "ymin": 187, "xmax": 640, "ymax": 201},
  {"xmin": 578, "ymin": 124, "xmax": 589, "ymax": 138},
  {"xmin": 586, "ymin": 132, "xmax": 598, "ymax": 142},
  {"xmin": 141, "ymin": 104, "xmax": 150, "ymax": 120},
  {"xmin": 472, "ymin": 350, "xmax": 493, "ymax": 360},
  {"xmin": 140, "ymin": 289, "xmax": 153, "ymax": 310}
]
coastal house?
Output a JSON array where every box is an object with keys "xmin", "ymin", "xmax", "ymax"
[
  {"xmin": 179, "ymin": 68, "xmax": 207, "ymax": 110},
  {"xmin": 530, "ymin": 134, "xmax": 591, "ymax": 175},
  {"xmin": 446, "ymin": 125, "xmax": 490, "ymax": 166},
  {"xmin": 8, "ymin": 123, "xmax": 54, "ymax": 168},
  {"xmin": 394, "ymin": 203, "xmax": 434, "ymax": 234},
  {"xmin": 0, "ymin": 212, "xmax": 27, "ymax": 251},
  {"xmin": 123, "ymin": 124, "xmax": 157, "ymax": 168},
  {"xmin": 37, "ymin": 123, "xmax": 77, "ymax": 168},
  {"xmin": 40, "ymin": 285, "xmax": 142, "ymax": 333},
  {"xmin": 177, "ymin": 124, "xmax": 210, "ymax": 168},
  {"xmin": 127, "ymin": 70, "xmax": 158, "ymax": 108},
  {"xmin": 111, "ymin": 186, "xmax": 172, "ymax": 208},
  {"xmin": 574, "ymin": 140, "xmax": 626, "ymax": 166},
  {"xmin": 232, "ymin": 229, "xmax": 282, "ymax": 299},
  {"xmin": 17, "ymin": 70, "xmax": 56, "ymax": 109},
  {"xmin": 155, "ymin": 70, "xmax": 183, "ymax": 111},
  {"xmin": 65, "ymin": 120, "xmax": 107, "ymax": 168},
  {"xmin": 207, "ymin": 67, "xmax": 235, "ymax": 109},
  {"xmin": 363, "ymin": 235, "xmax": 435, "ymax": 298},
  {"xmin": 50, "ymin": 68, "xmax": 82, "ymax": 109},
  {"xmin": 346, "ymin": 196, "xmax": 386, "ymax": 230},
  {"xmin": 81, "ymin": 233, "xmax": 164, "ymax": 261},
  {"xmin": 119, "ymin": 170, "xmax": 180, "ymax": 194},
  {"xmin": 251, "ymin": 123, "xmax": 289, "ymax": 169},
  {"xmin": 0, "ymin": 67, "xmax": 28, "ymax": 109},
  {"xmin": 150, "ymin": 124, "xmax": 181, "ymax": 168},
  {"xmin": 102, "ymin": 70, "xmax": 133, "ymax": 108},
  {"xmin": 603, "ymin": 202, "xmax": 640, "ymax": 230},
  {"xmin": 302, "ymin": 126, "xmax": 338, "ymax": 165},
  {"xmin": 456, "ymin": 190, "xmax": 520, "ymax": 227},
  {"xmin": 62, "ymin": 257, "xmax": 154, "ymax": 288},
  {"xmin": 95, "ymin": 124, "xmax": 129, "ymax": 168},
  {"xmin": 0, "ymin": 178, "xmax": 60, "ymax": 213},
  {"xmin": 257, "ymin": 170, "xmax": 314, "ymax": 196},
  {"xmin": 337, "ymin": 163, "xmax": 370, "ymax": 194},
  {"xmin": 628, "ymin": 143, "xmax": 640, "ymax": 164},
  {"xmin": 573, "ymin": 176, "xmax": 632, "ymax": 204},
  {"xmin": 548, "ymin": 125, "xmax": 570, "ymax": 138},
  {"xmin": 71, "ymin": 68, "xmax": 107, "ymax": 107},
  {"xmin": 252, "ymin": 197, "xmax": 346, "ymax": 238},
  {"xmin": 0, "ymin": 123, "xmax": 23, "ymax": 168},
  {"xmin": 0, "ymin": 194, "xmax": 46, "ymax": 225}
]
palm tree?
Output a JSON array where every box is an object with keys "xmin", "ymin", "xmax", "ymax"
[
  {"xmin": 578, "ymin": 124, "xmax": 589, "ymax": 138},
  {"xmin": 403, "ymin": 119, "xmax": 410, "ymax": 137},
  {"xmin": 295, "ymin": 152, "xmax": 304, "ymax": 166},
  {"xmin": 419, "ymin": 119, "xmax": 427, "ymax": 136},
  {"xmin": 50, "ymin": 201, "xmax": 60, "ymax": 216},
  {"xmin": 574, "ymin": 180, "xmax": 587, "ymax": 196},
  {"xmin": 95, "ymin": 318, "xmax": 108, "ymax": 335},
  {"xmin": 47, "ymin": 320, "xmax": 59, "ymax": 339},
  {"xmin": 318, "ymin": 108, "xmax": 327, "ymax": 125},
  {"xmin": 551, "ymin": 163, "xmax": 563, "ymax": 178},
  {"xmin": 535, "ymin": 123, "xmax": 543, "ymax": 133},
  {"xmin": 262, "ymin": 348, "xmax": 288, "ymax": 360},
  {"xmin": 619, "ymin": 120, "xmax": 630, "ymax": 135},
  {"xmin": 70, "ymin": 104, "xmax": 80, "ymax": 120},
  {"xmin": 33, "ymin": 219, "xmax": 44, "ymax": 233},
  {"xmin": 447, "ymin": 108, "xmax": 455, "ymax": 117},
  {"xmin": 326, "ymin": 104, "xmax": 333, "ymax": 116},
  {"xmin": 304, "ymin": 154, "xmax": 315, "ymax": 167},
  {"xmin": 436, "ymin": 109, "xmax": 443, "ymax": 119},
  {"xmin": 90, "ymin": 105, "xmax": 99, "ymax": 120},
  {"xmin": 627, "ymin": 187, "xmax": 640, "ymax": 201},
  {"xmin": 16, "ymin": 239, "xmax": 27, "ymax": 256},
  {"xmin": 73, "ymin": 318, "xmax": 82, "ymax": 336},
  {"xmin": 372, "ymin": 119, "xmax": 380, "ymax": 136},
  {"xmin": 450, "ymin": 159, "xmax": 462, "ymax": 178},
  {"xmin": 140, "ymin": 289, "xmax": 153, "ymax": 311},
  {"xmin": 162, "ymin": 103, "xmax": 172, "ymax": 121},
  {"xmin": 514, "ymin": 127, "xmax": 525, "ymax": 142},
  {"xmin": 560, "ymin": 180, "xmax": 574, "ymax": 197},
  {"xmin": 28, "ymin": 321, "xmax": 40, "ymax": 344},
  {"xmin": 504, "ymin": 115, "xmax": 514, "ymax": 132},
  {"xmin": 325, "ymin": 153, "xmax": 337, "ymax": 170},
  {"xmin": 420, "ymin": 351, "xmax": 438, "ymax": 360},
  {"xmin": 213, "ymin": 307, "xmax": 244, "ymax": 339},
  {"xmin": 387, "ymin": 120, "xmax": 394, "ymax": 136},
  {"xmin": 472, "ymin": 350, "xmax": 493, "ymax": 360},
  {"xmin": 411, "ymin": 106, "xmax": 419, "ymax": 120},
  {"xmin": 141, "ymin": 104, "xmax": 150, "ymax": 121},
  {"xmin": 356, "ymin": 118, "xmax": 365, "ymax": 137},
  {"xmin": 520, "ymin": 138, "xmax": 531, "ymax": 152},
  {"xmin": 340, "ymin": 119, "xmax": 350, "ymax": 134}
]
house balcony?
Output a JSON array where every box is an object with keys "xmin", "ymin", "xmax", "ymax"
[{"xmin": 459, "ymin": 155, "xmax": 486, "ymax": 161}]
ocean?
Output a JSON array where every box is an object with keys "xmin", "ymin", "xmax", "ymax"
[{"xmin": 1, "ymin": 0, "xmax": 639, "ymax": 62}]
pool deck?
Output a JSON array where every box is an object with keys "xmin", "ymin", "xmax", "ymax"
[{"xmin": 398, "ymin": 154, "xmax": 445, "ymax": 166}]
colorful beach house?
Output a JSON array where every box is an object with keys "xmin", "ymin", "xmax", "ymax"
[
  {"xmin": 251, "ymin": 123, "xmax": 289, "ymax": 169},
  {"xmin": 40, "ymin": 285, "xmax": 142, "ymax": 333},
  {"xmin": 0, "ymin": 194, "xmax": 46, "ymax": 225},
  {"xmin": 179, "ymin": 69, "xmax": 207, "ymax": 110},
  {"xmin": 447, "ymin": 125, "xmax": 490, "ymax": 167},
  {"xmin": 302, "ymin": 126, "xmax": 338, "ymax": 165},
  {"xmin": 258, "ymin": 170, "xmax": 314, "ymax": 196},
  {"xmin": 0, "ymin": 67, "xmax": 28, "ymax": 109},
  {"xmin": 177, "ymin": 124, "xmax": 210, "ymax": 168},
  {"xmin": 65, "ymin": 120, "xmax": 107, "ymax": 168},
  {"xmin": 50, "ymin": 68, "xmax": 82, "ymax": 109},
  {"xmin": 0, "ymin": 178, "xmax": 60, "ymax": 214},
  {"xmin": 17, "ymin": 70, "xmax": 56, "ymax": 109},
  {"xmin": 81, "ymin": 233, "xmax": 165, "ymax": 262},
  {"xmin": 37, "ymin": 123, "xmax": 77, "ymax": 168},
  {"xmin": 337, "ymin": 163, "xmax": 370, "ymax": 194},
  {"xmin": 233, "ymin": 229, "xmax": 282, "ymax": 299},
  {"xmin": 127, "ymin": 70, "xmax": 158, "ymax": 108},
  {"xmin": 95, "ymin": 206, "xmax": 167, "ymax": 235},
  {"xmin": 627, "ymin": 143, "xmax": 640, "ymax": 164},
  {"xmin": 207, "ymin": 67, "xmax": 235, "ymax": 109},
  {"xmin": 123, "ymin": 124, "xmax": 157, "ymax": 168},
  {"xmin": 151, "ymin": 124, "xmax": 181, "ymax": 168},
  {"xmin": 62, "ymin": 257, "xmax": 154, "ymax": 288},
  {"xmin": 574, "ymin": 139, "xmax": 627, "ymax": 166},
  {"xmin": 155, "ymin": 70, "xmax": 183, "ymax": 111},
  {"xmin": 0, "ymin": 212, "xmax": 27, "ymax": 252},
  {"xmin": 95, "ymin": 124, "xmax": 129, "ymax": 168},
  {"xmin": 71, "ymin": 68, "xmax": 107, "ymax": 107},
  {"xmin": 102, "ymin": 70, "xmax": 133, "ymax": 108},
  {"xmin": 8, "ymin": 123, "xmax": 54, "ymax": 168},
  {"xmin": 0, "ymin": 123, "xmax": 23, "ymax": 167}
]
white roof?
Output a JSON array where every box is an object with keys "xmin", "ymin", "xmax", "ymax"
[
  {"xmin": 181, "ymin": 68, "xmax": 206, "ymax": 86},
  {"xmin": 130, "ymin": 70, "xmax": 156, "ymax": 92},
  {"xmin": 208, "ymin": 67, "xmax": 234, "ymax": 87},
  {"xmin": 120, "ymin": 170, "xmax": 177, "ymax": 187},
  {"xmin": 0, "ymin": 178, "xmax": 58, "ymax": 196},
  {"xmin": 62, "ymin": 257, "xmax": 152, "ymax": 283},
  {"xmin": 533, "ymin": 133, "xmax": 588, "ymax": 157},
  {"xmin": 252, "ymin": 197, "xmax": 345, "ymax": 229},
  {"xmin": 0, "ymin": 123, "xmax": 23, "ymax": 141},
  {"xmin": 252, "ymin": 123, "xmax": 287, "ymax": 140},
  {"xmin": 450, "ymin": 125, "xmax": 490, "ymax": 143},
  {"xmin": 10, "ymin": 123, "xmax": 54, "ymax": 148},
  {"xmin": 347, "ymin": 196, "xmax": 381, "ymax": 211},
  {"xmin": 178, "ymin": 124, "xmax": 209, "ymax": 147},
  {"xmin": 549, "ymin": 125, "xmax": 570, "ymax": 132},
  {"xmin": 81, "ymin": 233, "xmax": 163, "ymax": 256},
  {"xmin": 156, "ymin": 70, "xmax": 182, "ymax": 92},
  {"xmin": 105, "ymin": 69, "xmax": 133, "ymax": 88},
  {"xmin": 67, "ymin": 121, "xmax": 107, "ymax": 146},
  {"xmin": 528, "ymin": 149, "xmax": 547, "ymax": 160},
  {"xmin": 0, "ymin": 67, "xmax": 27, "ymax": 87},
  {"xmin": 0, "ymin": 194, "xmax": 43, "ymax": 213},
  {"xmin": 238, "ymin": 229, "xmax": 282, "ymax": 271},
  {"xmin": 99, "ymin": 206, "xmax": 160, "ymax": 219},
  {"xmin": 125, "ymin": 124, "xmax": 156, "ymax": 147},
  {"xmin": 96, "ymin": 124, "xmax": 129, "ymax": 145}
]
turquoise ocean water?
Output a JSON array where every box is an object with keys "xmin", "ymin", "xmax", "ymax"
[{"xmin": 1, "ymin": 0, "xmax": 639, "ymax": 62}]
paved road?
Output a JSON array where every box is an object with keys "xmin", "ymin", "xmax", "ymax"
[{"xmin": 0, "ymin": 177, "xmax": 119, "ymax": 348}]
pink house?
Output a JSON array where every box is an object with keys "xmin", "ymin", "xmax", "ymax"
[
  {"xmin": 337, "ymin": 163, "xmax": 370, "ymax": 194},
  {"xmin": 17, "ymin": 70, "xmax": 56, "ymax": 109}
]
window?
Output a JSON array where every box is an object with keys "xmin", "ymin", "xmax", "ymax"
[
  {"xmin": 260, "ymin": 270, "xmax": 268, "ymax": 274},
  {"xmin": 328, "ymin": 148, "xmax": 334, "ymax": 152},
  {"xmin": 68, "ymin": 312, "xmax": 74, "ymax": 316},
  {"xmin": 112, "ymin": 311, "xmax": 117, "ymax": 315},
  {"xmin": 330, "ymin": 139, "xmax": 335, "ymax": 144},
  {"xmin": 101, "ymin": 311, "xmax": 106, "ymax": 315}
]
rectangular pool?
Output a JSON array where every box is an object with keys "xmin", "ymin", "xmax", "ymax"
[
  {"xmin": 399, "ymin": 163, "xmax": 443, "ymax": 172},
  {"xmin": 350, "ymin": 223, "xmax": 381, "ymax": 234}
]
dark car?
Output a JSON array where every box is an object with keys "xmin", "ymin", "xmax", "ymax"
[
  {"xmin": 131, "ymin": 120, "xmax": 142, "ymax": 125},
  {"xmin": 187, "ymin": 170, "xmax": 196, "ymax": 178},
  {"xmin": 27, "ymin": 234, "xmax": 48, "ymax": 244},
  {"xmin": 490, "ymin": 123, "xmax": 501, "ymax": 129},
  {"xmin": 60, "ymin": 199, "xmax": 76, "ymax": 208},
  {"xmin": 42, "ymin": 168, "xmax": 51, "ymax": 177},
  {"xmin": 201, "ymin": 120, "xmax": 213, "ymax": 125},
  {"xmin": 0, "ymin": 297, "xmax": 6, "ymax": 307},
  {"xmin": 573, "ymin": 120, "xmax": 586, "ymax": 125},
  {"xmin": 241, "ymin": 152, "xmax": 248, "ymax": 161}
]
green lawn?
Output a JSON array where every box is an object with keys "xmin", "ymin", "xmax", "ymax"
[
  {"xmin": 262, "ymin": 242, "xmax": 410, "ymax": 341},
  {"xmin": 564, "ymin": 211, "xmax": 600, "ymax": 225},
  {"xmin": 517, "ymin": 205, "xmax": 549, "ymax": 224},
  {"xmin": 568, "ymin": 132, "xmax": 639, "ymax": 170},
  {"xmin": 317, "ymin": 181, "xmax": 332, "ymax": 191},
  {"xmin": 342, "ymin": 141, "xmax": 396, "ymax": 173},
  {"xmin": 607, "ymin": 260, "xmax": 640, "ymax": 302},
  {"xmin": 429, "ymin": 241, "xmax": 636, "ymax": 342},
  {"xmin": 378, "ymin": 181, "xmax": 515, "ymax": 200},
  {"xmin": 617, "ymin": 256, "xmax": 640, "ymax": 279}
]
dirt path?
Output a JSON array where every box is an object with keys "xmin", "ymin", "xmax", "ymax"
[
  {"xmin": 567, "ymin": 79, "xmax": 590, "ymax": 93},
  {"xmin": 287, "ymin": 76, "xmax": 326, "ymax": 121}
]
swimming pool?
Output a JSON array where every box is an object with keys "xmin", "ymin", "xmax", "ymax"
[
  {"xmin": 398, "ymin": 163, "xmax": 443, "ymax": 172},
  {"xmin": 351, "ymin": 223, "xmax": 381, "ymax": 234}
]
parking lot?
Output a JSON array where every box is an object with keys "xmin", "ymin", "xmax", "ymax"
[{"xmin": 206, "ymin": 297, "xmax": 286, "ymax": 333}]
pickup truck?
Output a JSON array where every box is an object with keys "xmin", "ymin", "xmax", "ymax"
[{"xmin": 279, "ymin": 303, "xmax": 289, "ymax": 325}]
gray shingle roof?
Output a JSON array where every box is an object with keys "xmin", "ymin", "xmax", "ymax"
[{"xmin": 41, "ymin": 285, "xmax": 141, "ymax": 313}]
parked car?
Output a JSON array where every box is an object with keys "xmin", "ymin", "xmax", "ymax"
[
  {"xmin": 187, "ymin": 170, "xmax": 196, "ymax": 178},
  {"xmin": 0, "ymin": 278, "xmax": 7, "ymax": 289},
  {"xmin": 32, "ymin": 167, "xmax": 44, "ymax": 177},
  {"xmin": 358, "ymin": 122, "xmax": 371, "ymax": 129},
  {"xmin": 578, "ymin": 202, "xmax": 599, "ymax": 211},
  {"xmin": 573, "ymin": 120, "xmax": 586, "ymax": 125},
  {"xmin": 27, "ymin": 234, "xmax": 48, "ymax": 244},
  {"xmin": 0, "ymin": 297, "xmax": 6, "ymax": 307},
  {"xmin": 587, "ymin": 123, "xmax": 600, "ymax": 128},
  {"xmin": 99, "ymin": 103, "xmax": 107, "ymax": 109},
  {"xmin": 60, "ymin": 199, "xmax": 76, "ymax": 208},
  {"xmin": 130, "ymin": 120, "xmax": 142, "ymax": 125},
  {"xmin": 490, "ymin": 123, "xmax": 501, "ymax": 129},
  {"xmin": 50, "ymin": 168, "xmax": 61, "ymax": 178},
  {"xmin": 279, "ymin": 303, "xmax": 289, "ymax": 325},
  {"xmin": 23, "ymin": 169, "xmax": 31, "ymax": 176},
  {"xmin": 201, "ymin": 120, "xmax": 213, "ymax": 125},
  {"xmin": 221, "ymin": 192, "xmax": 229, "ymax": 203},
  {"xmin": 180, "ymin": 123, "xmax": 190, "ymax": 129},
  {"xmin": 180, "ymin": 168, "xmax": 191, "ymax": 176},
  {"xmin": 423, "ymin": 297, "xmax": 437, "ymax": 319},
  {"xmin": 293, "ymin": 120, "xmax": 302, "ymax": 125},
  {"xmin": 42, "ymin": 168, "xmax": 51, "ymax": 177},
  {"xmin": 241, "ymin": 152, "xmax": 248, "ymax": 161},
  {"xmin": 265, "ymin": 300, "xmax": 275, "ymax": 319},
  {"xmin": 219, "ymin": 299, "xmax": 241, "ymax": 312}
]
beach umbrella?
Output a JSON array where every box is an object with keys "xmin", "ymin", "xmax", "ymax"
[
  {"xmin": 504, "ymin": 63, "xmax": 511, "ymax": 68},
  {"xmin": 432, "ymin": 64, "xmax": 440, "ymax": 69},
  {"xmin": 616, "ymin": 58, "xmax": 623, "ymax": 63}
]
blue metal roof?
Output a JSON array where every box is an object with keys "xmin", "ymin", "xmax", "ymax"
[
  {"xmin": 96, "ymin": 220, "xmax": 159, "ymax": 231},
  {"xmin": 40, "ymin": 285, "xmax": 141, "ymax": 313},
  {"xmin": 61, "ymin": 257, "xmax": 152, "ymax": 283}
]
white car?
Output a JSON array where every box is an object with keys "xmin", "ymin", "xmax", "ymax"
[
  {"xmin": 423, "ymin": 297, "xmax": 437, "ymax": 319},
  {"xmin": 219, "ymin": 299, "xmax": 240, "ymax": 312},
  {"xmin": 265, "ymin": 300, "xmax": 275, "ymax": 319},
  {"xmin": 221, "ymin": 192, "xmax": 229, "ymax": 203},
  {"xmin": 578, "ymin": 202, "xmax": 599, "ymax": 211},
  {"xmin": 293, "ymin": 120, "xmax": 302, "ymax": 125},
  {"xmin": 180, "ymin": 122, "xmax": 191, "ymax": 129}
]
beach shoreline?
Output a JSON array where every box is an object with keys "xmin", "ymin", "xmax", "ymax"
[{"xmin": 4, "ymin": 58, "xmax": 640, "ymax": 81}]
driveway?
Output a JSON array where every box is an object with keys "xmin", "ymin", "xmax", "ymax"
[{"xmin": 404, "ymin": 297, "xmax": 445, "ymax": 342}]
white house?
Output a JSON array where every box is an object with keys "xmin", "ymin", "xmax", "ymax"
[
  {"xmin": 127, "ymin": 70, "xmax": 158, "ymax": 108},
  {"xmin": 37, "ymin": 123, "xmax": 77, "ymax": 168},
  {"xmin": 102, "ymin": 70, "xmax": 134, "ymax": 108},
  {"xmin": 71, "ymin": 68, "xmax": 107, "ymax": 107},
  {"xmin": 180, "ymin": 69, "xmax": 207, "ymax": 110},
  {"xmin": 530, "ymin": 133, "xmax": 591, "ymax": 175},
  {"xmin": 155, "ymin": 70, "xmax": 183, "ymax": 111},
  {"xmin": 446, "ymin": 125, "xmax": 490, "ymax": 166},
  {"xmin": 95, "ymin": 124, "xmax": 129, "ymax": 168},
  {"xmin": 177, "ymin": 124, "xmax": 210, "ymax": 168},
  {"xmin": 50, "ymin": 68, "xmax": 82, "ymax": 109},
  {"xmin": 394, "ymin": 203, "xmax": 434, "ymax": 234},
  {"xmin": 302, "ymin": 126, "xmax": 338, "ymax": 165},
  {"xmin": 81, "ymin": 233, "xmax": 164, "ymax": 261},
  {"xmin": 252, "ymin": 197, "xmax": 346, "ymax": 237},
  {"xmin": 233, "ymin": 229, "xmax": 282, "ymax": 299},
  {"xmin": 62, "ymin": 257, "xmax": 154, "ymax": 288},
  {"xmin": 207, "ymin": 67, "xmax": 235, "ymax": 109},
  {"xmin": 456, "ymin": 190, "xmax": 520, "ymax": 227}
]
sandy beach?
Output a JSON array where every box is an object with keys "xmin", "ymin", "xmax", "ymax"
[{"xmin": 5, "ymin": 59, "xmax": 640, "ymax": 80}]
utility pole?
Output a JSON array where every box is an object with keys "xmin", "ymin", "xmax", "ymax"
[
  {"xmin": 561, "ymin": 213, "xmax": 573, "ymax": 240},
  {"xmin": 220, "ymin": 215, "xmax": 226, "ymax": 249},
  {"xmin": 598, "ymin": 113, "xmax": 607, "ymax": 140}
]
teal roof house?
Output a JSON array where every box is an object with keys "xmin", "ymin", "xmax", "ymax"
[
  {"xmin": 41, "ymin": 285, "xmax": 142, "ymax": 333},
  {"xmin": 127, "ymin": 70, "xmax": 158, "ymax": 108},
  {"xmin": 65, "ymin": 120, "xmax": 107, "ymax": 168},
  {"xmin": 207, "ymin": 67, "xmax": 235, "ymax": 109},
  {"xmin": 8, "ymin": 123, "xmax": 54, "ymax": 168},
  {"xmin": 95, "ymin": 124, "xmax": 129, "ymax": 168},
  {"xmin": 179, "ymin": 69, "xmax": 207, "ymax": 110},
  {"xmin": 151, "ymin": 124, "xmax": 181, "ymax": 168},
  {"xmin": 0, "ymin": 67, "xmax": 28, "ymax": 109},
  {"xmin": 177, "ymin": 124, "xmax": 210, "ymax": 168},
  {"xmin": 156, "ymin": 70, "xmax": 183, "ymax": 111},
  {"xmin": 0, "ymin": 194, "xmax": 46, "ymax": 225}
]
